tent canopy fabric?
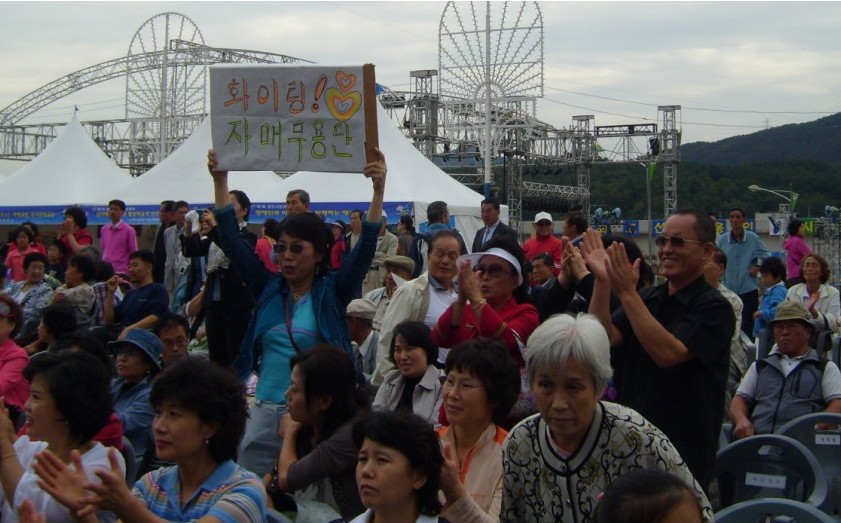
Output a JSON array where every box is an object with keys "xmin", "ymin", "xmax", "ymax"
[{"xmin": 0, "ymin": 114, "xmax": 132, "ymax": 206}]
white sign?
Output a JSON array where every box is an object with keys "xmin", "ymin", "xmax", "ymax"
[{"xmin": 210, "ymin": 64, "xmax": 376, "ymax": 172}]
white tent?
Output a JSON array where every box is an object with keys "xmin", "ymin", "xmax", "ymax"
[
  {"xmin": 274, "ymin": 104, "xmax": 492, "ymax": 243},
  {"xmin": 113, "ymin": 118, "xmax": 284, "ymax": 208},
  {"xmin": 0, "ymin": 115, "xmax": 132, "ymax": 209}
]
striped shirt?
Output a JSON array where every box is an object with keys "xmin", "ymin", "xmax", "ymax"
[{"xmin": 133, "ymin": 460, "xmax": 266, "ymax": 523}]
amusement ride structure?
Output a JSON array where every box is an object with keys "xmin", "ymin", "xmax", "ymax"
[{"xmin": 0, "ymin": 5, "xmax": 681, "ymax": 233}]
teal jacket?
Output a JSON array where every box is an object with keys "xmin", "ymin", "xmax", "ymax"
[{"xmin": 213, "ymin": 205, "xmax": 379, "ymax": 381}]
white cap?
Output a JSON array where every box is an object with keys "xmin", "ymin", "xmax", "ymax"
[
  {"xmin": 534, "ymin": 212, "xmax": 553, "ymax": 224},
  {"xmin": 457, "ymin": 248, "xmax": 523, "ymax": 286}
]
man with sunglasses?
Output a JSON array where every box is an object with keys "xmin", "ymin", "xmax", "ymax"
[
  {"xmin": 583, "ymin": 209, "xmax": 735, "ymax": 492},
  {"xmin": 716, "ymin": 208, "xmax": 770, "ymax": 337}
]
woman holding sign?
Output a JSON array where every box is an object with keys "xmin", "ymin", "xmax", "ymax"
[{"xmin": 206, "ymin": 148, "xmax": 386, "ymax": 477}]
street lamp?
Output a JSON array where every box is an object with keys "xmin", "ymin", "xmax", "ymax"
[{"xmin": 748, "ymin": 184, "xmax": 799, "ymax": 213}]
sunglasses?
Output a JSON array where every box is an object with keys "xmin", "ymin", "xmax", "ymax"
[
  {"xmin": 654, "ymin": 235, "xmax": 704, "ymax": 248},
  {"xmin": 473, "ymin": 264, "xmax": 515, "ymax": 278}
]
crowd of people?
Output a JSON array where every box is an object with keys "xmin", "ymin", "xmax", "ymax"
[{"xmin": 0, "ymin": 147, "xmax": 836, "ymax": 522}]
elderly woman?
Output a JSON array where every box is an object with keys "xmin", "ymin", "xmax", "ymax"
[
  {"xmin": 207, "ymin": 148, "xmax": 386, "ymax": 476},
  {"xmin": 37, "ymin": 356, "xmax": 265, "ymax": 523},
  {"xmin": 52, "ymin": 255, "xmax": 96, "ymax": 328},
  {"xmin": 373, "ymin": 320, "xmax": 444, "ymax": 424},
  {"xmin": 347, "ymin": 411, "xmax": 446, "ymax": 523},
  {"xmin": 786, "ymin": 253, "xmax": 840, "ymax": 334},
  {"xmin": 1, "ymin": 351, "xmax": 122, "ymax": 522},
  {"xmin": 501, "ymin": 314, "xmax": 712, "ymax": 523},
  {"xmin": 5, "ymin": 253, "xmax": 54, "ymax": 345},
  {"xmin": 431, "ymin": 236, "xmax": 539, "ymax": 368},
  {"xmin": 438, "ymin": 337, "xmax": 520, "ymax": 522}
]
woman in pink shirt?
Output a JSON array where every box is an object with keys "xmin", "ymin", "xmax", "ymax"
[
  {"xmin": 783, "ymin": 218, "xmax": 811, "ymax": 286},
  {"xmin": 0, "ymin": 294, "xmax": 30, "ymax": 425},
  {"xmin": 4, "ymin": 226, "xmax": 38, "ymax": 283}
]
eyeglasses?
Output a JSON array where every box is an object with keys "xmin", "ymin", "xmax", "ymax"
[
  {"xmin": 274, "ymin": 243, "xmax": 310, "ymax": 254},
  {"xmin": 654, "ymin": 235, "xmax": 705, "ymax": 248},
  {"xmin": 473, "ymin": 264, "xmax": 515, "ymax": 278},
  {"xmin": 535, "ymin": 221, "xmax": 552, "ymax": 226}
]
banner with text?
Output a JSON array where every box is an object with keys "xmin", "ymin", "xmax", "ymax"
[{"xmin": 210, "ymin": 64, "xmax": 377, "ymax": 172}]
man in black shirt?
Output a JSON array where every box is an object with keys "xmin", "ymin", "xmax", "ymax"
[{"xmin": 583, "ymin": 208, "xmax": 734, "ymax": 489}]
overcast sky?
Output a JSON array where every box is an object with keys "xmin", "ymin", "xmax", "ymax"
[{"xmin": 2, "ymin": 1, "xmax": 840, "ymax": 173}]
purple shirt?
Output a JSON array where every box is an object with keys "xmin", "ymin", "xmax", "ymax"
[{"xmin": 101, "ymin": 220, "xmax": 138, "ymax": 274}]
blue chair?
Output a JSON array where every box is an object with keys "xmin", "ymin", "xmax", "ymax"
[
  {"xmin": 777, "ymin": 412, "xmax": 841, "ymax": 520},
  {"xmin": 716, "ymin": 498, "xmax": 837, "ymax": 523},
  {"xmin": 714, "ymin": 433, "xmax": 827, "ymax": 509},
  {"xmin": 120, "ymin": 436, "xmax": 138, "ymax": 487},
  {"xmin": 831, "ymin": 336, "xmax": 841, "ymax": 367}
]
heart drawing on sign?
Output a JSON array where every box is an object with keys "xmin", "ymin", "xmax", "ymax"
[
  {"xmin": 325, "ymin": 87, "xmax": 362, "ymax": 122},
  {"xmin": 336, "ymin": 71, "xmax": 357, "ymax": 93}
]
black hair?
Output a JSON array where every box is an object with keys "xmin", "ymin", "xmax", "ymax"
[
  {"xmin": 481, "ymin": 197, "xmax": 500, "ymax": 210},
  {"xmin": 68, "ymin": 255, "xmax": 97, "ymax": 282},
  {"xmin": 759, "ymin": 256, "xmax": 786, "ymax": 281},
  {"xmin": 277, "ymin": 212, "xmax": 333, "ymax": 276},
  {"xmin": 0, "ymin": 294, "xmax": 24, "ymax": 338},
  {"xmin": 565, "ymin": 210, "xmax": 588, "ymax": 234},
  {"xmin": 352, "ymin": 411, "xmax": 443, "ymax": 516},
  {"xmin": 160, "ymin": 200, "xmax": 176, "ymax": 212},
  {"xmin": 426, "ymin": 201, "xmax": 448, "ymax": 223},
  {"xmin": 108, "ymin": 199, "xmax": 126, "ymax": 211},
  {"xmin": 228, "ymin": 190, "xmax": 251, "ymax": 222},
  {"xmin": 52, "ymin": 330, "xmax": 114, "ymax": 375},
  {"xmin": 399, "ymin": 215, "xmax": 416, "ymax": 235},
  {"xmin": 175, "ymin": 200, "xmax": 189, "ymax": 211},
  {"xmin": 23, "ymin": 252, "xmax": 48, "ymax": 272},
  {"xmin": 349, "ymin": 209, "xmax": 364, "ymax": 220},
  {"xmin": 94, "ymin": 261, "xmax": 115, "ymax": 283},
  {"xmin": 390, "ymin": 320, "xmax": 438, "ymax": 368},
  {"xmin": 530, "ymin": 252, "xmax": 554, "ymax": 268},
  {"xmin": 711, "ymin": 247, "xmax": 728, "ymax": 269},
  {"xmin": 40, "ymin": 303, "xmax": 78, "ymax": 339},
  {"xmin": 150, "ymin": 356, "xmax": 247, "ymax": 463},
  {"xmin": 154, "ymin": 312, "xmax": 190, "ymax": 338},
  {"xmin": 22, "ymin": 222, "xmax": 38, "ymax": 237},
  {"xmin": 129, "ymin": 249, "xmax": 156, "ymax": 269},
  {"xmin": 445, "ymin": 337, "xmax": 520, "ymax": 424},
  {"xmin": 12, "ymin": 226, "xmax": 34, "ymax": 244},
  {"xmin": 481, "ymin": 234, "xmax": 532, "ymax": 305},
  {"xmin": 787, "ymin": 218, "xmax": 803, "ymax": 237},
  {"xmin": 673, "ymin": 208, "xmax": 716, "ymax": 244},
  {"xmin": 290, "ymin": 345, "xmax": 369, "ymax": 451},
  {"xmin": 24, "ymin": 351, "xmax": 112, "ymax": 443},
  {"xmin": 728, "ymin": 207, "xmax": 746, "ymax": 218},
  {"xmin": 595, "ymin": 468, "xmax": 701, "ymax": 523},
  {"xmin": 63, "ymin": 206, "xmax": 88, "ymax": 230},
  {"xmin": 48, "ymin": 239, "xmax": 67, "ymax": 256},
  {"xmin": 263, "ymin": 218, "xmax": 281, "ymax": 241},
  {"xmin": 800, "ymin": 253, "xmax": 831, "ymax": 284}
]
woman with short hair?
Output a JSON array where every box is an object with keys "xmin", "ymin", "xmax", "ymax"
[
  {"xmin": 501, "ymin": 314, "xmax": 712, "ymax": 523},
  {"xmin": 51, "ymin": 255, "xmax": 96, "ymax": 328},
  {"xmin": 786, "ymin": 253, "xmax": 840, "ymax": 334},
  {"xmin": 5, "ymin": 226, "xmax": 38, "ymax": 283},
  {"xmin": 373, "ymin": 320, "xmax": 444, "ymax": 424},
  {"xmin": 5, "ymin": 252, "xmax": 54, "ymax": 345},
  {"xmin": 37, "ymin": 356, "xmax": 266, "ymax": 523},
  {"xmin": 346, "ymin": 411, "xmax": 446, "ymax": 523},
  {"xmin": 438, "ymin": 337, "xmax": 520, "ymax": 522}
]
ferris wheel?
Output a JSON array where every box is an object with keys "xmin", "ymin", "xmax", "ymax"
[
  {"xmin": 126, "ymin": 12, "xmax": 207, "ymax": 162},
  {"xmin": 438, "ymin": 1, "xmax": 543, "ymax": 104}
]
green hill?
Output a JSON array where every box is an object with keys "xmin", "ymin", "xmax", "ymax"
[{"xmin": 681, "ymin": 113, "xmax": 841, "ymax": 166}]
